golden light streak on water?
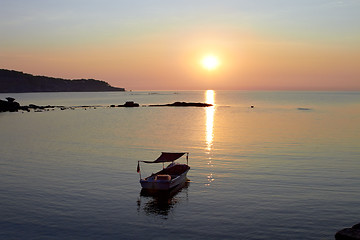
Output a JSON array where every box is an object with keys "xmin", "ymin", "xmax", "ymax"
[
  {"xmin": 205, "ymin": 90, "xmax": 215, "ymax": 152},
  {"xmin": 205, "ymin": 90, "xmax": 216, "ymax": 186}
]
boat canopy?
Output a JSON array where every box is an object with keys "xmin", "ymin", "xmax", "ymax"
[{"xmin": 142, "ymin": 152, "xmax": 187, "ymax": 164}]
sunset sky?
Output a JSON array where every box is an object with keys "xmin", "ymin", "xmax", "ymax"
[{"xmin": 1, "ymin": 0, "xmax": 359, "ymax": 90}]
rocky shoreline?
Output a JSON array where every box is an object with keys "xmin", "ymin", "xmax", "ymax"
[
  {"xmin": 0, "ymin": 98, "xmax": 212, "ymax": 113},
  {"xmin": 149, "ymin": 102, "xmax": 213, "ymax": 107}
]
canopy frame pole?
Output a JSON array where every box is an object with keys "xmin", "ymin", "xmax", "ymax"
[{"xmin": 137, "ymin": 161, "xmax": 141, "ymax": 179}]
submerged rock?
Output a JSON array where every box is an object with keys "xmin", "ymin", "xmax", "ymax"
[
  {"xmin": 149, "ymin": 102, "xmax": 213, "ymax": 107},
  {"xmin": 23, "ymin": 104, "xmax": 59, "ymax": 111},
  {"xmin": 335, "ymin": 223, "xmax": 360, "ymax": 240}
]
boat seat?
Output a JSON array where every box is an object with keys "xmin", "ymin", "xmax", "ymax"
[{"xmin": 155, "ymin": 174, "xmax": 171, "ymax": 181}]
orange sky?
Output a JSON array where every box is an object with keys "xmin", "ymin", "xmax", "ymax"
[{"xmin": 1, "ymin": 1, "xmax": 359, "ymax": 90}]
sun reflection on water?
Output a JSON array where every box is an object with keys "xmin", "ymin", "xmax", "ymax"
[
  {"xmin": 205, "ymin": 90, "xmax": 216, "ymax": 186},
  {"xmin": 205, "ymin": 90, "xmax": 215, "ymax": 151}
]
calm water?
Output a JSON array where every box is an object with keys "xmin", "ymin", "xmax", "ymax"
[{"xmin": 1, "ymin": 91, "xmax": 359, "ymax": 240}]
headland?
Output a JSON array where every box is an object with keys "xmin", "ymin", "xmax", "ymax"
[{"xmin": 0, "ymin": 69, "xmax": 125, "ymax": 93}]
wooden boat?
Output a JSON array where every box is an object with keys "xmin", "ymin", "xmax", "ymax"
[{"xmin": 137, "ymin": 152, "xmax": 190, "ymax": 190}]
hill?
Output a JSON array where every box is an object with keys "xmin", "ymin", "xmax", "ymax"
[{"xmin": 0, "ymin": 69, "xmax": 125, "ymax": 93}]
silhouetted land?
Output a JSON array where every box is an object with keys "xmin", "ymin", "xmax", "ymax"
[
  {"xmin": 0, "ymin": 69, "xmax": 125, "ymax": 93},
  {"xmin": 0, "ymin": 98, "xmax": 213, "ymax": 112},
  {"xmin": 149, "ymin": 102, "xmax": 213, "ymax": 107}
]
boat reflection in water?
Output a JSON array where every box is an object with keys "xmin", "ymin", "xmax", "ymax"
[{"xmin": 137, "ymin": 180, "xmax": 190, "ymax": 218}]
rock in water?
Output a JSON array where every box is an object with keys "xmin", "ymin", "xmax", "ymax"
[
  {"xmin": 149, "ymin": 102, "xmax": 213, "ymax": 107},
  {"xmin": 117, "ymin": 101, "xmax": 140, "ymax": 107},
  {"xmin": 0, "ymin": 98, "xmax": 20, "ymax": 112},
  {"xmin": 335, "ymin": 223, "xmax": 360, "ymax": 240}
]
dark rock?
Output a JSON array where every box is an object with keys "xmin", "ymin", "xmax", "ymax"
[
  {"xmin": 149, "ymin": 102, "xmax": 213, "ymax": 107},
  {"xmin": 19, "ymin": 106, "xmax": 30, "ymax": 112},
  {"xmin": 353, "ymin": 224, "xmax": 360, "ymax": 230},
  {"xmin": 0, "ymin": 98, "xmax": 20, "ymax": 112},
  {"xmin": 124, "ymin": 101, "xmax": 139, "ymax": 107},
  {"xmin": 19, "ymin": 104, "xmax": 63, "ymax": 111},
  {"xmin": 118, "ymin": 101, "xmax": 140, "ymax": 107},
  {"xmin": 335, "ymin": 223, "xmax": 360, "ymax": 240},
  {"xmin": 28, "ymin": 104, "xmax": 41, "ymax": 109},
  {"xmin": 6, "ymin": 97, "xmax": 15, "ymax": 102}
]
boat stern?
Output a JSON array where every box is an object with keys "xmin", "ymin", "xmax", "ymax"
[{"xmin": 140, "ymin": 178, "xmax": 171, "ymax": 190}]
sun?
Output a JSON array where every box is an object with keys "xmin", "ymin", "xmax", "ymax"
[{"xmin": 201, "ymin": 55, "xmax": 220, "ymax": 71}]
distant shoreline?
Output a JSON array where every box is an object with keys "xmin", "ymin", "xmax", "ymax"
[{"xmin": 0, "ymin": 69, "xmax": 125, "ymax": 93}]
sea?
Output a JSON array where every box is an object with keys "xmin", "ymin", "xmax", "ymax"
[{"xmin": 0, "ymin": 90, "xmax": 359, "ymax": 240}]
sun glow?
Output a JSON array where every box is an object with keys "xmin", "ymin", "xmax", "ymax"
[{"xmin": 201, "ymin": 55, "xmax": 220, "ymax": 70}]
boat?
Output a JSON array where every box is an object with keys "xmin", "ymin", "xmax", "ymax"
[{"xmin": 137, "ymin": 152, "xmax": 190, "ymax": 190}]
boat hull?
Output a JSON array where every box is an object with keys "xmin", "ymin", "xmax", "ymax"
[{"xmin": 140, "ymin": 168, "xmax": 189, "ymax": 190}]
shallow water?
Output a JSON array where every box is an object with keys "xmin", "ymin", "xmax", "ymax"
[{"xmin": 0, "ymin": 91, "xmax": 359, "ymax": 239}]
